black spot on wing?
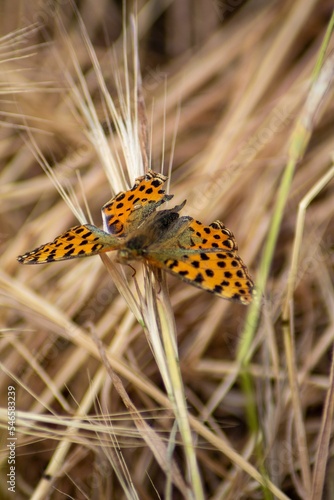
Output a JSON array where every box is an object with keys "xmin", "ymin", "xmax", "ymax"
[
  {"xmin": 195, "ymin": 273, "xmax": 204, "ymax": 283},
  {"xmin": 115, "ymin": 192, "xmax": 125, "ymax": 202},
  {"xmin": 91, "ymin": 243, "xmax": 103, "ymax": 252},
  {"xmin": 64, "ymin": 248, "xmax": 75, "ymax": 258},
  {"xmin": 152, "ymin": 179, "xmax": 162, "ymax": 187},
  {"xmin": 82, "ymin": 230, "xmax": 93, "ymax": 238},
  {"xmin": 165, "ymin": 259, "xmax": 178, "ymax": 269},
  {"xmin": 108, "ymin": 219, "xmax": 123, "ymax": 235}
]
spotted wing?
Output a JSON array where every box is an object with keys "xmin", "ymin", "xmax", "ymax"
[
  {"xmin": 17, "ymin": 225, "xmax": 122, "ymax": 264},
  {"xmin": 146, "ymin": 220, "xmax": 254, "ymax": 304},
  {"xmin": 102, "ymin": 170, "xmax": 173, "ymax": 237}
]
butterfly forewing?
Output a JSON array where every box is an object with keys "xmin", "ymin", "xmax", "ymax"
[
  {"xmin": 102, "ymin": 170, "xmax": 172, "ymax": 236},
  {"xmin": 17, "ymin": 225, "xmax": 121, "ymax": 264}
]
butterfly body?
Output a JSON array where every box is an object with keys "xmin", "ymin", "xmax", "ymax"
[{"xmin": 18, "ymin": 171, "xmax": 254, "ymax": 304}]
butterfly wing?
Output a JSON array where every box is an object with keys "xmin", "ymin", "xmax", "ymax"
[
  {"xmin": 146, "ymin": 219, "xmax": 254, "ymax": 304},
  {"xmin": 17, "ymin": 225, "xmax": 122, "ymax": 264},
  {"xmin": 102, "ymin": 170, "xmax": 173, "ymax": 237},
  {"xmin": 17, "ymin": 171, "xmax": 172, "ymax": 266}
]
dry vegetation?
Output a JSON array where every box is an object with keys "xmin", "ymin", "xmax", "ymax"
[{"xmin": 1, "ymin": 1, "xmax": 334, "ymax": 499}]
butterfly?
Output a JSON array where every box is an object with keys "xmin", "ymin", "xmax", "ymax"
[{"xmin": 17, "ymin": 170, "xmax": 254, "ymax": 304}]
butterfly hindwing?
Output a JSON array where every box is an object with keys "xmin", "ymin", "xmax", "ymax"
[
  {"xmin": 17, "ymin": 225, "xmax": 122, "ymax": 264},
  {"xmin": 146, "ymin": 220, "xmax": 254, "ymax": 304},
  {"xmin": 163, "ymin": 250, "xmax": 253, "ymax": 304},
  {"xmin": 184, "ymin": 220, "xmax": 238, "ymax": 251}
]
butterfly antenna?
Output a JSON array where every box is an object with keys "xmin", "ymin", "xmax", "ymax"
[{"xmin": 131, "ymin": 16, "xmax": 150, "ymax": 173}]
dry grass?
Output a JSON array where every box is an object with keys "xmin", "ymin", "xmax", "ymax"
[{"xmin": 1, "ymin": 1, "xmax": 334, "ymax": 499}]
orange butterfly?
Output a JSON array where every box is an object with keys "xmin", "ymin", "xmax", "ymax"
[{"xmin": 17, "ymin": 171, "xmax": 254, "ymax": 304}]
